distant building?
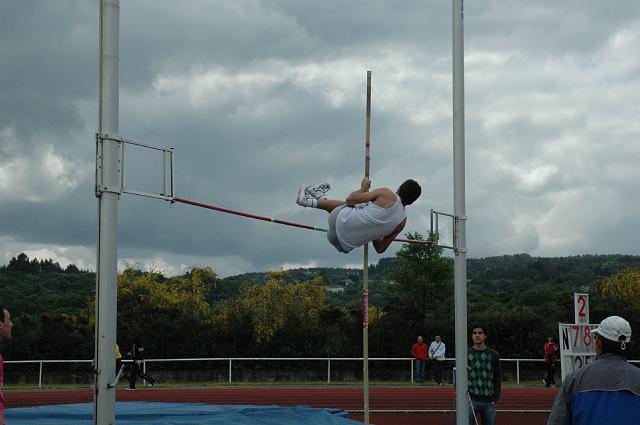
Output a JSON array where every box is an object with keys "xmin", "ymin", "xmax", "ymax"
[{"xmin": 326, "ymin": 285, "xmax": 345, "ymax": 294}]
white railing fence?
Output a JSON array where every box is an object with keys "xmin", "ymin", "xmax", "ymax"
[{"xmin": 6, "ymin": 357, "xmax": 639, "ymax": 389}]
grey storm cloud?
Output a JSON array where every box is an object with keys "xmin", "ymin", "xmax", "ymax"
[{"xmin": 1, "ymin": 0, "xmax": 639, "ymax": 276}]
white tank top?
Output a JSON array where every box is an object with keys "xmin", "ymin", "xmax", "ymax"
[{"xmin": 335, "ymin": 194, "xmax": 406, "ymax": 252}]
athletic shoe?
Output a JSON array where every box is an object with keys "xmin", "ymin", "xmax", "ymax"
[
  {"xmin": 296, "ymin": 187, "xmax": 317, "ymax": 208},
  {"xmin": 304, "ymin": 183, "xmax": 331, "ymax": 200}
]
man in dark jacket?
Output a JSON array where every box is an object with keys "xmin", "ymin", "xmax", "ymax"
[
  {"xmin": 547, "ymin": 316, "xmax": 640, "ymax": 425},
  {"xmin": 127, "ymin": 338, "xmax": 156, "ymax": 390},
  {"xmin": 468, "ymin": 324, "xmax": 501, "ymax": 425}
]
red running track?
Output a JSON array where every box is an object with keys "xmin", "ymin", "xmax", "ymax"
[{"xmin": 5, "ymin": 386, "xmax": 558, "ymax": 425}]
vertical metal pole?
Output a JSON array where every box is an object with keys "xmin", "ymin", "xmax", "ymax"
[
  {"xmin": 170, "ymin": 148, "xmax": 176, "ymax": 198},
  {"xmin": 120, "ymin": 142, "xmax": 126, "ymax": 190},
  {"xmin": 95, "ymin": 1, "xmax": 120, "ymax": 424},
  {"xmin": 558, "ymin": 323, "xmax": 565, "ymax": 381},
  {"xmin": 430, "ymin": 209, "xmax": 434, "ymax": 237},
  {"xmin": 327, "ymin": 359, "xmax": 331, "ymax": 384},
  {"xmin": 228, "ymin": 359, "xmax": 232, "ymax": 383},
  {"xmin": 452, "ymin": 1, "xmax": 468, "ymax": 424},
  {"xmin": 516, "ymin": 359, "xmax": 520, "ymax": 384},
  {"xmin": 362, "ymin": 70, "xmax": 372, "ymax": 425},
  {"xmin": 39, "ymin": 361, "xmax": 43, "ymax": 388},
  {"xmin": 162, "ymin": 150, "xmax": 167, "ymax": 196}
]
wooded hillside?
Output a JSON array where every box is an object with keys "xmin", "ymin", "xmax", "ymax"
[{"xmin": 1, "ymin": 248, "xmax": 638, "ymax": 361}]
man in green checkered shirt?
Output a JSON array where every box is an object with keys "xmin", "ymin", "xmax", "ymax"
[{"xmin": 468, "ymin": 324, "xmax": 501, "ymax": 425}]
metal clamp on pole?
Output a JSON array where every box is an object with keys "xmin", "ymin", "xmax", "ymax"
[
  {"xmin": 95, "ymin": 132, "xmax": 123, "ymax": 197},
  {"xmin": 454, "ymin": 214, "xmax": 467, "ymax": 255}
]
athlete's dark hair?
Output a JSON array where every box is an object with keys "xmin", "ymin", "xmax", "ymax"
[
  {"xmin": 0, "ymin": 305, "xmax": 6, "ymax": 322},
  {"xmin": 470, "ymin": 323, "xmax": 487, "ymax": 336},
  {"xmin": 398, "ymin": 179, "xmax": 421, "ymax": 206}
]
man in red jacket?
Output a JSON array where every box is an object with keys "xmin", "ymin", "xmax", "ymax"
[
  {"xmin": 0, "ymin": 304, "xmax": 13, "ymax": 425},
  {"xmin": 543, "ymin": 336, "xmax": 559, "ymax": 387},
  {"xmin": 411, "ymin": 336, "xmax": 428, "ymax": 384}
]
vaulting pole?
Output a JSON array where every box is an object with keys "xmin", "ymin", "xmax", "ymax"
[
  {"xmin": 452, "ymin": 1, "xmax": 469, "ymax": 424},
  {"xmin": 362, "ymin": 70, "xmax": 372, "ymax": 425},
  {"xmin": 95, "ymin": 1, "xmax": 120, "ymax": 424}
]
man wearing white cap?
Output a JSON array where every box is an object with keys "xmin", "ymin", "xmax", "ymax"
[{"xmin": 547, "ymin": 315, "xmax": 640, "ymax": 425}]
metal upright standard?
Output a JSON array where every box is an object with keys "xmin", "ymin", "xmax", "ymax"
[
  {"xmin": 452, "ymin": 0, "xmax": 469, "ymax": 424},
  {"xmin": 95, "ymin": 1, "xmax": 120, "ymax": 424},
  {"xmin": 362, "ymin": 70, "xmax": 372, "ymax": 425}
]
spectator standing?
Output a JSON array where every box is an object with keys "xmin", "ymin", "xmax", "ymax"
[
  {"xmin": 127, "ymin": 338, "xmax": 156, "ymax": 389},
  {"xmin": 0, "ymin": 305, "xmax": 13, "ymax": 425},
  {"xmin": 115, "ymin": 344, "xmax": 122, "ymax": 378},
  {"xmin": 547, "ymin": 316, "xmax": 640, "ymax": 425},
  {"xmin": 468, "ymin": 324, "xmax": 501, "ymax": 425},
  {"xmin": 113, "ymin": 343, "xmax": 130, "ymax": 386},
  {"xmin": 428, "ymin": 335, "xmax": 446, "ymax": 386},
  {"xmin": 543, "ymin": 336, "xmax": 559, "ymax": 387},
  {"xmin": 410, "ymin": 336, "xmax": 428, "ymax": 384}
]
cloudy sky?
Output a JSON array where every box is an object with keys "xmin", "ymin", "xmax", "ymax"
[{"xmin": 1, "ymin": 1, "xmax": 639, "ymax": 277}]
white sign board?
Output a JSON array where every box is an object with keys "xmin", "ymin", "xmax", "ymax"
[
  {"xmin": 559, "ymin": 323, "xmax": 597, "ymax": 380},
  {"xmin": 574, "ymin": 293, "xmax": 589, "ymax": 324}
]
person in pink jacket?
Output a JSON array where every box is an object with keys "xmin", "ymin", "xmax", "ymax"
[{"xmin": 0, "ymin": 304, "xmax": 13, "ymax": 425}]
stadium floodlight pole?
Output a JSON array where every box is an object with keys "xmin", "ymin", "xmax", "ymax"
[
  {"xmin": 95, "ymin": 1, "xmax": 120, "ymax": 424},
  {"xmin": 362, "ymin": 70, "xmax": 372, "ymax": 425},
  {"xmin": 452, "ymin": 1, "xmax": 469, "ymax": 424}
]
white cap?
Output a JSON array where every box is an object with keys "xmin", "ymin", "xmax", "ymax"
[{"xmin": 593, "ymin": 316, "xmax": 632, "ymax": 344}]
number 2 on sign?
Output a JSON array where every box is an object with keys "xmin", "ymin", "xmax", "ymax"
[{"xmin": 578, "ymin": 296, "xmax": 586, "ymax": 317}]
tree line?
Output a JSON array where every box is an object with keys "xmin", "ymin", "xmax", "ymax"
[
  {"xmin": 1, "ymin": 244, "xmax": 639, "ymax": 361},
  {"xmin": 1, "ymin": 252, "xmax": 84, "ymax": 274}
]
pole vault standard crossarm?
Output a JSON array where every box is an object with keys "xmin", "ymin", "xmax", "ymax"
[
  {"xmin": 96, "ymin": 133, "xmax": 175, "ymax": 201},
  {"xmin": 173, "ymin": 196, "xmax": 433, "ymax": 246}
]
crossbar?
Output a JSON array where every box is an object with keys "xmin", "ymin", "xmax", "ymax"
[{"xmin": 173, "ymin": 197, "xmax": 433, "ymax": 246}]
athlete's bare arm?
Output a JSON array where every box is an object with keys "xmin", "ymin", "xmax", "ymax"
[
  {"xmin": 345, "ymin": 178, "xmax": 396, "ymax": 207},
  {"xmin": 372, "ymin": 218, "xmax": 406, "ymax": 253}
]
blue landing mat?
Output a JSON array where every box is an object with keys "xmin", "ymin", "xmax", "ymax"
[{"xmin": 6, "ymin": 402, "xmax": 365, "ymax": 424}]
